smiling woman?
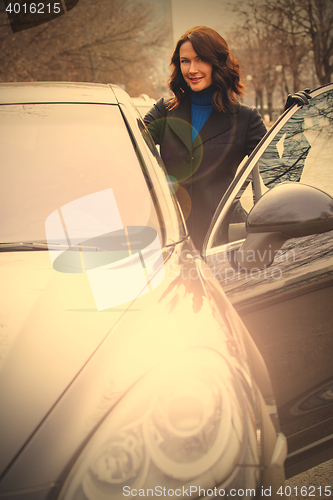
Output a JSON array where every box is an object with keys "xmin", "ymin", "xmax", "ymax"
[{"xmin": 144, "ymin": 26, "xmax": 267, "ymax": 250}]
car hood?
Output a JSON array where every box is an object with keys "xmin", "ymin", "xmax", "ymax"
[
  {"xmin": 0, "ymin": 243, "xmax": 238, "ymax": 491},
  {"xmin": 0, "ymin": 250, "xmax": 129, "ymax": 480}
]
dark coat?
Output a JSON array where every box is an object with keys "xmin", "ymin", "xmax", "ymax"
[{"xmin": 144, "ymin": 93, "xmax": 266, "ymax": 249}]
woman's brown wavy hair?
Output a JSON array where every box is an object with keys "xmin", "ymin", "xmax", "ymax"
[{"xmin": 168, "ymin": 26, "xmax": 245, "ymax": 112}]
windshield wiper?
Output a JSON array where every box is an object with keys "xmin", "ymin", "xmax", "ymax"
[
  {"xmin": 0, "ymin": 241, "xmax": 53, "ymax": 251},
  {"xmin": 0, "ymin": 241, "xmax": 116, "ymax": 252}
]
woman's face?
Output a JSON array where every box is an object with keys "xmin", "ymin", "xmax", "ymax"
[{"xmin": 179, "ymin": 40, "xmax": 213, "ymax": 92}]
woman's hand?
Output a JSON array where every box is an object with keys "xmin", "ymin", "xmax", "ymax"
[{"xmin": 284, "ymin": 88, "xmax": 312, "ymax": 110}]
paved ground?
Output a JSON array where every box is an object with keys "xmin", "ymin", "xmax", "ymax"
[{"xmin": 284, "ymin": 459, "xmax": 333, "ymax": 499}]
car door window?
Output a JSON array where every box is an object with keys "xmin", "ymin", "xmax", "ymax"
[
  {"xmin": 207, "ymin": 87, "xmax": 333, "ymax": 250},
  {"xmin": 259, "ymin": 89, "xmax": 333, "ymax": 193}
]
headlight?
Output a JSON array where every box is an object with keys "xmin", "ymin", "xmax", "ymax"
[
  {"xmin": 58, "ymin": 350, "xmax": 256, "ymax": 500},
  {"xmin": 143, "ymin": 370, "xmax": 231, "ymax": 480}
]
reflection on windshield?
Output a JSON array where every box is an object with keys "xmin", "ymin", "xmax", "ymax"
[
  {"xmin": 0, "ymin": 103, "xmax": 162, "ymax": 244},
  {"xmin": 45, "ymin": 188, "xmax": 165, "ymax": 310}
]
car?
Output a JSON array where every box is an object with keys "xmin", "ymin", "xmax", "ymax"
[
  {"xmin": 0, "ymin": 82, "xmax": 287, "ymax": 500},
  {"xmin": 203, "ymin": 82, "xmax": 333, "ymax": 480}
]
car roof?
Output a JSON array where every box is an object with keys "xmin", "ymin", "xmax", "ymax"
[{"xmin": 0, "ymin": 82, "xmax": 119, "ymax": 105}]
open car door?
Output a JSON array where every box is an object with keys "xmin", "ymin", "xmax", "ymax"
[{"xmin": 203, "ymin": 83, "xmax": 333, "ymax": 478}]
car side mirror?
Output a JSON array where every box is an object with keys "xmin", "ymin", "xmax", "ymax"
[{"xmin": 236, "ymin": 182, "xmax": 333, "ymax": 270}]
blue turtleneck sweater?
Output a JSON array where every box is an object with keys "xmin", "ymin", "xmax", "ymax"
[{"xmin": 191, "ymin": 86, "xmax": 215, "ymax": 142}]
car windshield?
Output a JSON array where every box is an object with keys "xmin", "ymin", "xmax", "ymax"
[{"xmin": 0, "ymin": 103, "xmax": 162, "ymax": 246}]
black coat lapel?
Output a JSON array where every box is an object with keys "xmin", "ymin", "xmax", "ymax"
[
  {"xmin": 192, "ymin": 101, "xmax": 240, "ymax": 149},
  {"xmin": 167, "ymin": 95, "xmax": 240, "ymax": 152},
  {"xmin": 167, "ymin": 95, "xmax": 192, "ymax": 153},
  {"xmin": 192, "ymin": 110, "xmax": 231, "ymax": 150}
]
